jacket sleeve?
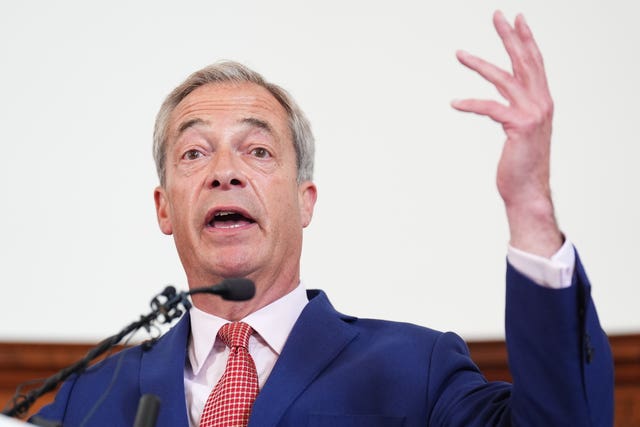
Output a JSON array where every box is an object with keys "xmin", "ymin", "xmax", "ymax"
[
  {"xmin": 427, "ymin": 249, "xmax": 613, "ymax": 426},
  {"xmin": 504, "ymin": 248, "xmax": 613, "ymax": 426}
]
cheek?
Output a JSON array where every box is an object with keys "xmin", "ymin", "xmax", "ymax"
[
  {"xmin": 263, "ymin": 186, "xmax": 298, "ymax": 230},
  {"xmin": 165, "ymin": 186, "xmax": 198, "ymax": 229},
  {"xmin": 283, "ymin": 190, "xmax": 306, "ymax": 229}
]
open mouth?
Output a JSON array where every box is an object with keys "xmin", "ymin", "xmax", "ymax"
[{"xmin": 207, "ymin": 209, "xmax": 256, "ymax": 229}]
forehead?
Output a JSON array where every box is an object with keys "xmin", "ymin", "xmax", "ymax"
[{"xmin": 168, "ymin": 82, "xmax": 290, "ymax": 139}]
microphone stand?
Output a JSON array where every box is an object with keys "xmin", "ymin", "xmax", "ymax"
[{"xmin": 3, "ymin": 285, "xmax": 191, "ymax": 419}]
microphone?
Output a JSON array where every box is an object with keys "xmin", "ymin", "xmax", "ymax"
[
  {"xmin": 133, "ymin": 394, "xmax": 161, "ymax": 427},
  {"xmin": 189, "ymin": 278, "xmax": 255, "ymax": 301},
  {"xmin": 2, "ymin": 279, "xmax": 255, "ymax": 420}
]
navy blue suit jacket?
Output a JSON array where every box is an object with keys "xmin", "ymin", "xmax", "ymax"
[{"xmin": 36, "ymin": 255, "xmax": 613, "ymax": 426}]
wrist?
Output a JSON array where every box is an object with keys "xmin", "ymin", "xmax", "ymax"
[{"xmin": 505, "ymin": 197, "xmax": 563, "ymax": 257}]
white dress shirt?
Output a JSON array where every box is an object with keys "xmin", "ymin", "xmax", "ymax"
[
  {"xmin": 184, "ymin": 240, "xmax": 576, "ymax": 426},
  {"xmin": 184, "ymin": 284, "xmax": 309, "ymax": 426},
  {"xmin": 507, "ymin": 239, "xmax": 575, "ymax": 288}
]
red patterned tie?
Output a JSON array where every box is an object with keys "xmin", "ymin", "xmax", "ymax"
[{"xmin": 199, "ymin": 322, "xmax": 259, "ymax": 427}]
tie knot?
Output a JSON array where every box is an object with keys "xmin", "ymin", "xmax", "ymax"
[{"xmin": 218, "ymin": 322, "xmax": 253, "ymax": 350}]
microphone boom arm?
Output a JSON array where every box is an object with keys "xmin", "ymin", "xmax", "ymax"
[{"xmin": 2, "ymin": 279, "xmax": 254, "ymax": 419}]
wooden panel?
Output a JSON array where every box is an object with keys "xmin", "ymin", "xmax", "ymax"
[
  {"xmin": 1, "ymin": 335, "xmax": 639, "ymax": 425},
  {"xmin": 0, "ymin": 342, "xmax": 126, "ymax": 419}
]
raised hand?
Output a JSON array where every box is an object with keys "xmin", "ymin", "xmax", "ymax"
[{"xmin": 452, "ymin": 11, "xmax": 563, "ymax": 257}]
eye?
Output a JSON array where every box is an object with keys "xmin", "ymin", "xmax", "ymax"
[
  {"xmin": 250, "ymin": 147, "xmax": 271, "ymax": 159},
  {"xmin": 182, "ymin": 149, "xmax": 204, "ymax": 161}
]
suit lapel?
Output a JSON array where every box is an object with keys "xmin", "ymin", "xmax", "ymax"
[
  {"xmin": 249, "ymin": 290, "xmax": 358, "ymax": 427},
  {"xmin": 139, "ymin": 314, "xmax": 191, "ymax": 427}
]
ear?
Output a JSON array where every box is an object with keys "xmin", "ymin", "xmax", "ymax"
[
  {"xmin": 154, "ymin": 186, "xmax": 173, "ymax": 235},
  {"xmin": 298, "ymin": 181, "xmax": 317, "ymax": 228}
]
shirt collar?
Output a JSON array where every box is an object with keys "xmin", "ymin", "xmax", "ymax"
[{"xmin": 188, "ymin": 283, "xmax": 308, "ymax": 375}]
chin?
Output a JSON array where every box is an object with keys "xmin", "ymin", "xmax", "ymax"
[{"xmin": 205, "ymin": 253, "xmax": 259, "ymax": 279}]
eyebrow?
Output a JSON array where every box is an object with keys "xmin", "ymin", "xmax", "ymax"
[
  {"xmin": 177, "ymin": 118, "xmax": 208, "ymax": 137},
  {"xmin": 239, "ymin": 117, "xmax": 274, "ymax": 135},
  {"xmin": 176, "ymin": 117, "xmax": 274, "ymax": 138}
]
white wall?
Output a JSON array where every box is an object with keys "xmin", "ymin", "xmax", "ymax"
[{"xmin": 1, "ymin": 0, "xmax": 638, "ymax": 342}]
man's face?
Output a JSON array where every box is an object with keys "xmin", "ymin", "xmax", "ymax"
[{"xmin": 154, "ymin": 82, "xmax": 316, "ymax": 290}]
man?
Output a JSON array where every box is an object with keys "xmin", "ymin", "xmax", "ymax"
[{"xmin": 36, "ymin": 11, "xmax": 613, "ymax": 427}]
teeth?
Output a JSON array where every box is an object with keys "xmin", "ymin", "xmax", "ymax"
[
  {"xmin": 217, "ymin": 223, "xmax": 243, "ymax": 229},
  {"xmin": 208, "ymin": 209, "xmax": 254, "ymax": 229}
]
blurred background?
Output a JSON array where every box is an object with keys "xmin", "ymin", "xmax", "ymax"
[{"xmin": 1, "ymin": 0, "xmax": 638, "ymax": 343}]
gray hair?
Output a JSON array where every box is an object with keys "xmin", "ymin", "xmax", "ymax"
[{"xmin": 152, "ymin": 61, "xmax": 315, "ymax": 186}]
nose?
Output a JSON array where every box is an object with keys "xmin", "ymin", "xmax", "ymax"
[
  {"xmin": 212, "ymin": 177, "xmax": 242, "ymax": 188},
  {"xmin": 209, "ymin": 150, "xmax": 246, "ymax": 190}
]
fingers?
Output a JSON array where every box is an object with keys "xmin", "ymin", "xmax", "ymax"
[
  {"xmin": 493, "ymin": 11, "xmax": 529, "ymax": 82},
  {"xmin": 456, "ymin": 50, "xmax": 527, "ymax": 107},
  {"xmin": 514, "ymin": 14, "xmax": 550, "ymax": 91},
  {"xmin": 493, "ymin": 11, "xmax": 548, "ymax": 92},
  {"xmin": 514, "ymin": 14, "xmax": 542, "ymax": 65},
  {"xmin": 451, "ymin": 99, "xmax": 513, "ymax": 124},
  {"xmin": 454, "ymin": 11, "xmax": 553, "ymax": 119}
]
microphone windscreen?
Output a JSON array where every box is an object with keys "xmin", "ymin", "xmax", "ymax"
[{"xmin": 220, "ymin": 278, "xmax": 255, "ymax": 301}]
